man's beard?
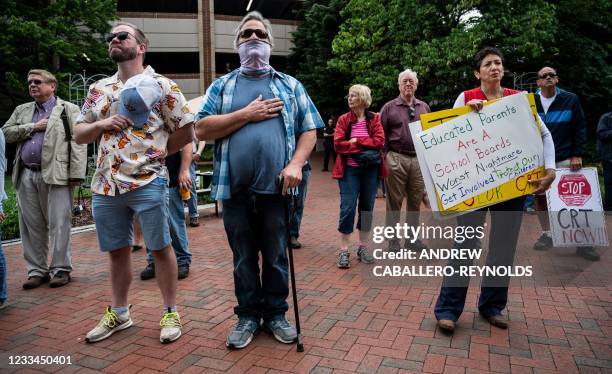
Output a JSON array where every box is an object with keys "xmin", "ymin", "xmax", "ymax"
[{"xmin": 109, "ymin": 46, "xmax": 137, "ymax": 62}]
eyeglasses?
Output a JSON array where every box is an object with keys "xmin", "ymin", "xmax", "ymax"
[
  {"xmin": 27, "ymin": 79, "xmax": 46, "ymax": 85},
  {"xmin": 239, "ymin": 28, "xmax": 269, "ymax": 39},
  {"xmin": 539, "ymin": 72, "xmax": 557, "ymax": 79},
  {"xmin": 104, "ymin": 31, "xmax": 134, "ymax": 43}
]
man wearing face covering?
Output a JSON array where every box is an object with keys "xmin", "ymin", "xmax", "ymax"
[{"xmin": 195, "ymin": 11, "xmax": 323, "ymax": 349}]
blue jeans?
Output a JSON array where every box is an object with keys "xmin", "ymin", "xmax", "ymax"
[
  {"xmin": 92, "ymin": 178, "xmax": 170, "ymax": 251},
  {"xmin": 0, "ymin": 227, "xmax": 6, "ymax": 303},
  {"xmin": 524, "ymin": 194, "xmax": 535, "ymax": 210},
  {"xmin": 434, "ymin": 196, "xmax": 525, "ymax": 321},
  {"xmin": 187, "ymin": 161, "xmax": 199, "ymax": 218},
  {"xmin": 146, "ymin": 185, "xmax": 192, "ymax": 266},
  {"xmin": 338, "ymin": 165, "xmax": 379, "ymax": 234},
  {"xmin": 223, "ymin": 190, "xmax": 289, "ymax": 320},
  {"xmin": 289, "ymin": 168, "xmax": 311, "ymax": 238},
  {"xmin": 603, "ymin": 160, "xmax": 612, "ymax": 211}
]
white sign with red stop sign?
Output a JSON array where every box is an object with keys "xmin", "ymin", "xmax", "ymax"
[{"xmin": 547, "ymin": 168, "xmax": 608, "ymax": 247}]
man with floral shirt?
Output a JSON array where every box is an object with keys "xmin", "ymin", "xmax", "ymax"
[{"xmin": 75, "ymin": 22, "xmax": 194, "ymax": 344}]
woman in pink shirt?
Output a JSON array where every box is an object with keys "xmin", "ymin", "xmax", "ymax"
[{"xmin": 332, "ymin": 85, "xmax": 386, "ymax": 269}]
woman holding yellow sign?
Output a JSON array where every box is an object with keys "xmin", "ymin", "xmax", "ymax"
[{"xmin": 434, "ymin": 47, "xmax": 556, "ymax": 333}]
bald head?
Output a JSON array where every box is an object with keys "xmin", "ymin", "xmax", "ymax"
[
  {"xmin": 538, "ymin": 66, "xmax": 557, "ymax": 77},
  {"xmin": 537, "ymin": 66, "xmax": 559, "ymax": 97}
]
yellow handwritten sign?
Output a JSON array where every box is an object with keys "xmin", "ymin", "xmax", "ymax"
[{"xmin": 418, "ymin": 93, "xmax": 545, "ymax": 215}]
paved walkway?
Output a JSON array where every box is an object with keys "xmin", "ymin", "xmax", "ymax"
[{"xmin": 1, "ymin": 153, "xmax": 611, "ymax": 373}]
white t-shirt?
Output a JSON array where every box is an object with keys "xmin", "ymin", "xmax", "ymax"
[{"xmin": 539, "ymin": 93, "xmax": 556, "ymax": 114}]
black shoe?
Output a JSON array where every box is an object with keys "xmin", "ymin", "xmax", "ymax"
[
  {"xmin": 23, "ymin": 274, "xmax": 50, "ymax": 289},
  {"xmin": 49, "ymin": 271, "xmax": 71, "ymax": 288},
  {"xmin": 140, "ymin": 263, "xmax": 155, "ymax": 280},
  {"xmin": 388, "ymin": 239, "xmax": 401, "ymax": 253},
  {"xmin": 486, "ymin": 315, "xmax": 508, "ymax": 329},
  {"xmin": 405, "ymin": 238, "xmax": 427, "ymax": 250},
  {"xmin": 533, "ymin": 234, "xmax": 553, "ymax": 251},
  {"xmin": 178, "ymin": 265, "xmax": 190, "ymax": 279},
  {"xmin": 189, "ymin": 217, "xmax": 200, "ymax": 227},
  {"xmin": 576, "ymin": 247, "xmax": 600, "ymax": 261},
  {"xmin": 290, "ymin": 236, "xmax": 302, "ymax": 249}
]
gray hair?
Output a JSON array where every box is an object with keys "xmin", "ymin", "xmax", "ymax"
[
  {"xmin": 233, "ymin": 11, "xmax": 274, "ymax": 49},
  {"xmin": 27, "ymin": 69, "xmax": 57, "ymax": 85},
  {"xmin": 398, "ymin": 69, "xmax": 419, "ymax": 85}
]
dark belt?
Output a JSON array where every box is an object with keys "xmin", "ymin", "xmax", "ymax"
[
  {"xmin": 390, "ymin": 149, "xmax": 416, "ymax": 156},
  {"xmin": 23, "ymin": 164, "xmax": 42, "ymax": 171}
]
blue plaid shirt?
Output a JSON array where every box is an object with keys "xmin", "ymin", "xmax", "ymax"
[{"xmin": 196, "ymin": 69, "xmax": 324, "ymax": 200}]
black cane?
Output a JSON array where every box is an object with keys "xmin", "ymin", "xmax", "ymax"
[{"xmin": 279, "ymin": 176, "xmax": 305, "ymax": 352}]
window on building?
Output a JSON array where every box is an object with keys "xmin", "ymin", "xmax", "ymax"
[
  {"xmin": 117, "ymin": 0, "xmax": 198, "ymax": 13},
  {"xmin": 214, "ymin": 0, "xmax": 301, "ymax": 20},
  {"xmin": 145, "ymin": 52, "xmax": 200, "ymax": 74}
]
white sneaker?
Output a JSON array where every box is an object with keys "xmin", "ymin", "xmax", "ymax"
[
  {"xmin": 85, "ymin": 305, "xmax": 133, "ymax": 343},
  {"xmin": 160, "ymin": 309, "xmax": 182, "ymax": 343}
]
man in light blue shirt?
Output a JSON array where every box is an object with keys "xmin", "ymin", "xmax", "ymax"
[{"xmin": 195, "ymin": 11, "xmax": 323, "ymax": 350}]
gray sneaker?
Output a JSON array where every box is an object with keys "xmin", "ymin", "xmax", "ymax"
[
  {"xmin": 85, "ymin": 305, "xmax": 133, "ymax": 343},
  {"xmin": 337, "ymin": 250, "xmax": 350, "ymax": 269},
  {"xmin": 357, "ymin": 246, "xmax": 374, "ymax": 264},
  {"xmin": 159, "ymin": 309, "xmax": 182, "ymax": 343},
  {"xmin": 264, "ymin": 316, "xmax": 297, "ymax": 344},
  {"xmin": 226, "ymin": 318, "xmax": 260, "ymax": 349}
]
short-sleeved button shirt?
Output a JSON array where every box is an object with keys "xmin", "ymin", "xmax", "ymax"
[
  {"xmin": 76, "ymin": 66, "xmax": 194, "ymax": 196},
  {"xmin": 196, "ymin": 68, "xmax": 324, "ymax": 200}
]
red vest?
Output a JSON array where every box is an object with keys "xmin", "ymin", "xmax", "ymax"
[{"xmin": 463, "ymin": 87, "xmax": 520, "ymax": 104}]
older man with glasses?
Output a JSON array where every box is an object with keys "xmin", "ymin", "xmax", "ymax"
[
  {"xmin": 3, "ymin": 70, "xmax": 87, "ymax": 290},
  {"xmin": 195, "ymin": 11, "xmax": 323, "ymax": 349},
  {"xmin": 380, "ymin": 69, "xmax": 431, "ymax": 252},
  {"xmin": 531, "ymin": 67, "xmax": 597, "ymax": 260}
]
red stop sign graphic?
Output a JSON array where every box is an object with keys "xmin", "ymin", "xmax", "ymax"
[{"xmin": 558, "ymin": 174, "xmax": 592, "ymax": 206}]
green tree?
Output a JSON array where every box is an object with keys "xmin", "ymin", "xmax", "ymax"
[
  {"xmin": 329, "ymin": 0, "xmax": 556, "ymax": 109},
  {"xmin": 540, "ymin": 0, "xmax": 611, "ymax": 131},
  {"xmin": 287, "ymin": 0, "xmax": 351, "ymax": 117},
  {"xmin": 0, "ymin": 0, "xmax": 117, "ymax": 104}
]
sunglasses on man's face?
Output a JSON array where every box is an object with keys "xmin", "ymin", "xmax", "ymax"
[
  {"xmin": 27, "ymin": 79, "xmax": 46, "ymax": 86},
  {"xmin": 239, "ymin": 28, "xmax": 268, "ymax": 39},
  {"xmin": 104, "ymin": 31, "xmax": 133, "ymax": 43},
  {"xmin": 539, "ymin": 72, "xmax": 557, "ymax": 79}
]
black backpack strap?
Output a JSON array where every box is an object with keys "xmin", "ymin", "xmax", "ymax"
[
  {"xmin": 60, "ymin": 104, "xmax": 72, "ymax": 141},
  {"xmin": 60, "ymin": 103, "xmax": 72, "ymax": 175}
]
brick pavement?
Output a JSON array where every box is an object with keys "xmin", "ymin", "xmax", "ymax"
[{"xmin": 0, "ymin": 153, "xmax": 611, "ymax": 373}]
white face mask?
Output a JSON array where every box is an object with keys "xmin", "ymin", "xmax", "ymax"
[{"xmin": 238, "ymin": 39, "xmax": 271, "ymax": 74}]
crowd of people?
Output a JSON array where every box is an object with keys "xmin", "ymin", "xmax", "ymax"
[{"xmin": 0, "ymin": 11, "xmax": 609, "ymax": 353}]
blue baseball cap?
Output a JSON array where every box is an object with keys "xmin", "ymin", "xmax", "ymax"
[{"xmin": 118, "ymin": 74, "xmax": 162, "ymax": 129}]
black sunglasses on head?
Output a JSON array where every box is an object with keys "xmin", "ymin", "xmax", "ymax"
[
  {"xmin": 239, "ymin": 28, "xmax": 268, "ymax": 39},
  {"xmin": 539, "ymin": 72, "xmax": 557, "ymax": 79},
  {"xmin": 104, "ymin": 31, "xmax": 133, "ymax": 43}
]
